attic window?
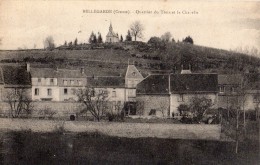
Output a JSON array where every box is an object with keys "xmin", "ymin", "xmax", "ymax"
[{"xmin": 132, "ymin": 72, "xmax": 136, "ymax": 76}]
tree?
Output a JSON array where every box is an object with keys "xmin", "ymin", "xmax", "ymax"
[
  {"xmin": 182, "ymin": 36, "xmax": 194, "ymax": 44},
  {"xmin": 68, "ymin": 41, "xmax": 73, "ymax": 47},
  {"xmin": 89, "ymin": 31, "xmax": 97, "ymax": 44},
  {"xmin": 189, "ymin": 97, "xmax": 213, "ymax": 121},
  {"xmin": 147, "ymin": 36, "xmax": 166, "ymax": 50},
  {"xmin": 161, "ymin": 32, "xmax": 172, "ymax": 42},
  {"xmin": 130, "ymin": 21, "xmax": 144, "ymax": 41},
  {"xmin": 77, "ymin": 87, "xmax": 108, "ymax": 121},
  {"xmin": 157, "ymin": 102, "xmax": 169, "ymax": 117},
  {"xmin": 64, "ymin": 41, "xmax": 67, "ymax": 46},
  {"xmin": 74, "ymin": 38, "xmax": 78, "ymax": 46},
  {"xmin": 125, "ymin": 30, "xmax": 132, "ymax": 41},
  {"xmin": 97, "ymin": 32, "xmax": 103, "ymax": 43},
  {"xmin": 5, "ymin": 89, "xmax": 33, "ymax": 118},
  {"xmin": 43, "ymin": 36, "xmax": 55, "ymax": 50},
  {"xmin": 120, "ymin": 35, "xmax": 123, "ymax": 42}
]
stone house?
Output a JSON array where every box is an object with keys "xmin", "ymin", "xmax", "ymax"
[
  {"xmin": 0, "ymin": 64, "xmax": 32, "ymax": 101},
  {"xmin": 30, "ymin": 65, "xmax": 87, "ymax": 101},
  {"xmin": 218, "ymin": 73, "xmax": 260, "ymax": 111},
  {"xmin": 136, "ymin": 73, "xmax": 218, "ymax": 117},
  {"xmin": 86, "ymin": 76, "xmax": 126, "ymax": 112}
]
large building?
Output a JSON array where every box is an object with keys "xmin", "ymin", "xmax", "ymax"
[
  {"xmin": 30, "ymin": 65, "xmax": 87, "ymax": 102},
  {"xmin": 106, "ymin": 23, "xmax": 119, "ymax": 43},
  {"xmin": 136, "ymin": 73, "xmax": 219, "ymax": 117}
]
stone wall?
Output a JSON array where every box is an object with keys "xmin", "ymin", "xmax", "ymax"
[
  {"xmin": 136, "ymin": 95, "xmax": 170, "ymax": 117},
  {"xmin": 0, "ymin": 101, "xmax": 84, "ymax": 118}
]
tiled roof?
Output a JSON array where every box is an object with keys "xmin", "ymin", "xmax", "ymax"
[
  {"xmin": 244, "ymin": 73, "xmax": 260, "ymax": 90},
  {"xmin": 57, "ymin": 69, "xmax": 86, "ymax": 78},
  {"xmin": 87, "ymin": 76, "xmax": 125, "ymax": 88},
  {"xmin": 170, "ymin": 74, "xmax": 218, "ymax": 93},
  {"xmin": 1, "ymin": 65, "xmax": 31, "ymax": 86},
  {"xmin": 137, "ymin": 74, "xmax": 169, "ymax": 94},
  {"xmin": 125, "ymin": 65, "xmax": 144, "ymax": 79},
  {"xmin": 137, "ymin": 73, "xmax": 218, "ymax": 94},
  {"xmin": 30, "ymin": 68, "xmax": 58, "ymax": 78},
  {"xmin": 30, "ymin": 68, "xmax": 86, "ymax": 78},
  {"xmin": 218, "ymin": 74, "xmax": 242, "ymax": 85}
]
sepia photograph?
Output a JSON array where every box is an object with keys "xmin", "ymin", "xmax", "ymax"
[{"xmin": 0, "ymin": 0, "xmax": 259, "ymax": 164}]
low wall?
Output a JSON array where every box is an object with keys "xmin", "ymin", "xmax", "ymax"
[
  {"xmin": 0, "ymin": 102, "xmax": 84, "ymax": 117},
  {"xmin": 0, "ymin": 118, "xmax": 221, "ymax": 140}
]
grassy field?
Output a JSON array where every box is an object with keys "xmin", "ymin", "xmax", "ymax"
[
  {"xmin": 1, "ymin": 42, "xmax": 259, "ymax": 74},
  {"xmin": 0, "ymin": 131, "xmax": 258, "ymax": 164}
]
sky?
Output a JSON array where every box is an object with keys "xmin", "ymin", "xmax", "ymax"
[{"xmin": 0, "ymin": 0, "xmax": 259, "ymax": 55}]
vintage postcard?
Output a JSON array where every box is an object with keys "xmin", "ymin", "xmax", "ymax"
[{"xmin": 0, "ymin": 0, "xmax": 259, "ymax": 164}]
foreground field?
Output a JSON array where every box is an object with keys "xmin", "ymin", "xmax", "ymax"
[
  {"xmin": 0, "ymin": 131, "xmax": 258, "ymax": 165},
  {"xmin": 0, "ymin": 118, "xmax": 221, "ymax": 140}
]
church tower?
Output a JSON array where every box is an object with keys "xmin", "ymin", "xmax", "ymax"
[{"xmin": 106, "ymin": 23, "xmax": 119, "ymax": 43}]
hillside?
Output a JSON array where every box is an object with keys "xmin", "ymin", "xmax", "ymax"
[{"xmin": 0, "ymin": 42, "xmax": 259, "ymax": 75}]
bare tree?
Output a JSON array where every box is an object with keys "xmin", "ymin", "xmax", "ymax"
[
  {"xmin": 161, "ymin": 32, "xmax": 172, "ymax": 42},
  {"xmin": 130, "ymin": 21, "xmax": 144, "ymax": 41},
  {"xmin": 107, "ymin": 101, "xmax": 124, "ymax": 121},
  {"xmin": 43, "ymin": 36, "xmax": 55, "ymax": 50},
  {"xmin": 77, "ymin": 87, "xmax": 108, "ymax": 121},
  {"xmin": 5, "ymin": 89, "xmax": 33, "ymax": 118},
  {"xmin": 0, "ymin": 37, "xmax": 2, "ymax": 45},
  {"xmin": 157, "ymin": 102, "xmax": 169, "ymax": 117}
]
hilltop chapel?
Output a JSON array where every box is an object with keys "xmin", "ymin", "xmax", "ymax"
[{"xmin": 106, "ymin": 23, "xmax": 119, "ymax": 43}]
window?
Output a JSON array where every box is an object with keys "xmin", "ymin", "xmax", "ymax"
[
  {"xmin": 177, "ymin": 94, "xmax": 184, "ymax": 102},
  {"xmin": 253, "ymin": 95, "xmax": 259, "ymax": 103},
  {"xmin": 112, "ymin": 91, "xmax": 116, "ymax": 97},
  {"xmin": 47, "ymin": 89, "xmax": 52, "ymax": 96},
  {"xmin": 35, "ymin": 88, "xmax": 39, "ymax": 95},
  {"xmin": 219, "ymin": 86, "xmax": 225, "ymax": 93},
  {"xmin": 78, "ymin": 80, "xmax": 82, "ymax": 86},
  {"xmin": 38, "ymin": 78, "xmax": 41, "ymax": 83},
  {"xmin": 231, "ymin": 87, "xmax": 235, "ymax": 93},
  {"xmin": 70, "ymin": 80, "xmax": 74, "ymax": 85},
  {"xmin": 50, "ymin": 79, "xmax": 54, "ymax": 83},
  {"xmin": 63, "ymin": 80, "xmax": 68, "ymax": 85},
  {"xmin": 64, "ymin": 88, "xmax": 68, "ymax": 95},
  {"xmin": 112, "ymin": 101, "xmax": 116, "ymax": 110},
  {"xmin": 132, "ymin": 72, "xmax": 136, "ymax": 76}
]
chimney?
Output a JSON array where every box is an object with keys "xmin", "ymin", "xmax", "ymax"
[
  {"xmin": 80, "ymin": 67, "xmax": 84, "ymax": 74},
  {"xmin": 26, "ymin": 63, "xmax": 30, "ymax": 72}
]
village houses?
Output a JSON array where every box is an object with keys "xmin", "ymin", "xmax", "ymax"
[{"xmin": 0, "ymin": 63, "xmax": 258, "ymax": 118}]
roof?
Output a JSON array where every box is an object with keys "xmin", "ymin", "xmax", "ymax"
[
  {"xmin": 170, "ymin": 74, "xmax": 218, "ymax": 93},
  {"xmin": 218, "ymin": 74, "xmax": 243, "ymax": 85},
  {"xmin": 87, "ymin": 76, "xmax": 125, "ymax": 88},
  {"xmin": 244, "ymin": 73, "xmax": 260, "ymax": 90},
  {"xmin": 57, "ymin": 69, "xmax": 86, "ymax": 78},
  {"xmin": 137, "ymin": 73, "xmax": 218, "ymax": 95},
  {"xmin": 106, "ymin": 23, "xmax": 118, "ymax": 37},
  {"xmin": 1, "ymin": 65, "xmax": 31, "ymax": 86},
  {"xmin": 30, "ymin": 68, "xmax": 58, "ymax": 78},
  {"xmin": 137, "ymin": 74, "xmax": 169, "ymax": 94},
  {"xmin": 125, "ymin": 65, "xmax": 144, "ymax": 79},
  {"xmin": 30, "ymin": 68, "xmax": 86, "ymax": 78}
]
